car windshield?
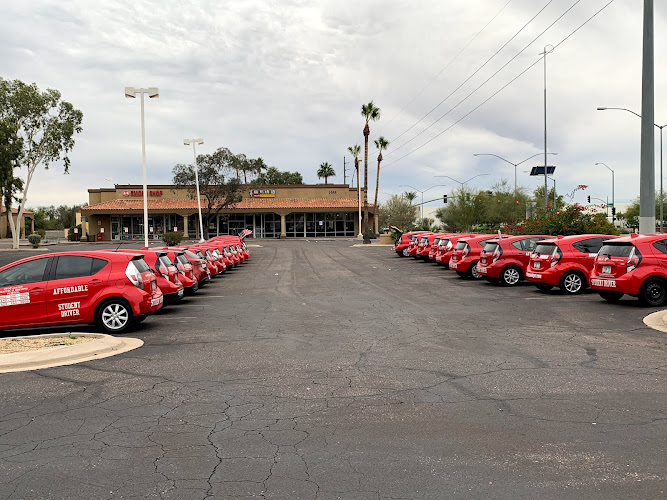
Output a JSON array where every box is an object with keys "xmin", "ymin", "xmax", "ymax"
[
  {"xmin": 483, "ymin": 242, "xmax": 498, "ymax": 252},
  {"xmin": 454, "ymin": 241, "xmax": 467, "ymax": 251},
  {"xmin": 534, "ymin": 243, "xmax": 557, "ymax": 255},
  {"xmin": 598, "ymin": 243, "xmax": 634, "ymax": 258}
]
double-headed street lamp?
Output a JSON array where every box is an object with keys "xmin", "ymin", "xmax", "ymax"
[
  {"xmin": 472, "ymin": 153, "xmax": 557, "ymax": 193},
  {"xmin": 184, "ymin": 138, "xmax": 205, "ymax": 242},
  {"xmin": 399, "ymin": 184, "xmax": 448, "ymax": 221},
  {"xmin": 434, "ymin": 173, "xmax": 490, "ymax": 187},
  {"xmin": 595, "ymin": 162, "xmax": 615, "ymax": 223},
  {"xmin": 125, "ymin": 86, "xmax": 159, "ymax": 247},
  {"xmin": 598, "ymin": 106, "xmax": 666, "ymax": 232}
]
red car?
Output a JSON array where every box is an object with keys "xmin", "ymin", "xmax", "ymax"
[
  {"xmin": 448, "ymin": 234, "xmax": 497, "ymax": 279},
  {"xmin": 435, "ymin": 234, "xmax": 472, "ymax": 267},
  {"xmin": 156, "ymin": 248, "xmax": 199, "ymax": 294},
  {"xmin": 417, "ymin": 233, "xmax": 447, "ymax": 260},
  {"xmin": 167, "ymin": 247, "xmax": 210, "ymax": 285},
  {"xmin": 525, "ymin": 234, "xmax": 618, "ymax": 294},
  {"xmin": 189, "ymin": 244, "xmax": 225, "ymax": 276},
  {"xmin": 476, "ymin": 235, "xmax": 549, "ymax": 286},
  {"xmin": 117, "ymin": 249, "xmax": 184, "ymax": 303},
  {"xmin": 392, "ymin": 228, "xmax": 430, "ymax": 257},
  {"xmin": 590, "ymin": 234, "xmax": 667, "ymax": 306},
  {"xmin": 0, "ymin": 251, "xmax": 162, "ymax": 334},
  {"xmin": 409, "ymin": 232, "xmax": 433, "ymax": 258},
  {"xmin": 428, "ymin": 233, "xmax": 452, "ymax": 261},
  {"xmin": 213, "ymin": 236, "xmax": 249, "ymax": 262}
]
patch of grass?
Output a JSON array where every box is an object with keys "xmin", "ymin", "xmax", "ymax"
[{"xmin": 69, "ymin": 335, "xmax": 78, "ymax": 340}]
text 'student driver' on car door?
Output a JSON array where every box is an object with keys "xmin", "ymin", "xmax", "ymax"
[
  {"xmin": 46, "ymin": 255, "xmax": 110, "ymax": 324},
  {"xmin": 0, "ymin": 256, "xmax": 50, "ymax": 328}
]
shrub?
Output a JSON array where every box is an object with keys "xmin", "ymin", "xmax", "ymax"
[
  {"xmin": 163, "ymin": 232, "xmax": 183, "ymax": 246},
  {"xmin": 67, "ymin": 225, "xmax": 82, "ymax": 241},
  {"xmin": 36, "ymin": 228, "xmax": 46, "ymax": 238},
  {"xmin": 28, "ymin": 233, "xmax": 41, "ymax": 247}
]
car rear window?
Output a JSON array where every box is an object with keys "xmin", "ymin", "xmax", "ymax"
[
  {"xmin": 176, "ymin": 254, "xmax": 189, "ymax": 265},
  {"xmin": 432, "ymin": 238, "xmax": 440, "ymax": 246},
  {"xmin": 420, "ymin": 237, "xmax": 428, "ymax": 243},
  {"xmin": 483, "ymin": 242, "xmax": 498, "ymax": 252},
  {"xmin": 132, "ymin": 257, "xmax": 151, "ymax": 273},
  {"xmin": 439, "ymin": 238, "xmax": 450, "ymax": 246},
  {"xmin": 454, "ymin": 241, "xmax": 467, "ymax": 250},
  {"xmin": 184, "ymin": 250, "xmax": 199, "ymax": 260},
  {"xmin": 599, "ymin": 243, "xmax": 635, "ymax": 258},
  {"xmin": 158, "ymin": 255, "xmax": 173, "ymax": 271},
  {"xmin": 534, "ymin": 243, "xmax": 557, "ymax": 255}
]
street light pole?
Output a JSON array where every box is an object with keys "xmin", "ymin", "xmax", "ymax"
[
  {"xmin": 125, "ymin": 86, "xmax": 159, "ymax": 248},
  {"xmin": 399, "ymin": 184, "xmax": 448, "ymax": 223},
  {"xmin": 472, "ymin": 153, "xmax": 557, "ymax": 193},
  {"xmin": 433, "ymin": 174, "xmax": 491, "ymax": 186},
  {"xmin": 597, "ymin": 107, "xmax": 666, "ymax": 232},
  {"xmin": 184, "ymin": 138, "xmax": 205, "ymax": 242},
  {"xmin": 539, "ymin": 45, "xmax": 554, "ymax": 210},
  {"xmin": 595, "ymin": 163, "xmax": 615, "ymax": 224}
]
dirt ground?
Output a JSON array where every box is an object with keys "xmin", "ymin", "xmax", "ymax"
[{"xmin": 0, "ymin": 335, "xmax": 98, "ymax": 354}]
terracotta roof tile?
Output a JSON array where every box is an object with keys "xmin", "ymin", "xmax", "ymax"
[{"xmin": 81, "ymin": 198, "xmax": 368, "ymax": 212}]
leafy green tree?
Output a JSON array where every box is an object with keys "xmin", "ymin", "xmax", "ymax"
[
  {"xmin": 533, "ymin": 184, "xmax": 565, "ymax": 210},
  {"xmin": 435, "ymin": 186, "xmax": 487, "ymax": 232},
  {"xmin": 617, "ymin": 192, "xmax": 667, "ymax": 229},
  {"xmin": 504, "ymin": 203, "xmax": 619, "ymax": 236},
  {"xmin": 372, "ymin": 136, "xmax": 390, "ymax": 227},
  {"xmin": 361, "ymin": 101, "xmax": 381, "ymax": 239},
  {"xmin": 0, "ymin": 78, "xmax": 83, "ymax": 248},
  {"xmin": 378, "ymin": 194, "xmax": 418, "ymax": 232},
  {"xmin": 0, "ymin": 119, "xmax": 23, "ymax": 213},
  {"xmin": 173, "ymin": 147, "xmax": 243, "ymax": 238},
  {"xmin": 317, "ymin": 162, "xmax": 336, "ymax": 184},
  {"xmin": 254, "ymin": 167, "xmax": 304, "ymax": 185},
  {"xmin": 483, "ymin": 180, "xmax": 531, "ymax": 229}
]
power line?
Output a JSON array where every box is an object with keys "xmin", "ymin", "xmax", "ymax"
[
  {"xmin": 387, "ymin": 0, "xmax": 554, "ymax": 146},
  {"xmin": 379, "ymin": 0, "xmax": 514, "ymax": 135},
  {"xmin": 388, "ymin": 0, "xmax": 583, "ymax": 157},
  {"xmin": 383, "ymin": 0, "xmax": 617, "ymax": 169}
]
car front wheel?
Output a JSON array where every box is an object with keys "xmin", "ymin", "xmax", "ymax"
[
  {"xmin": 402, "ymin": 248, "xmax": 409, "ymax": 257},
  {"xmin": 560, "ymin": 271, "xmax": 585, "ymax": 294},
  {"xmin": 96, "ymin": 299, "xmax": 133, "ymax": 334},
  {"xmin": 639, "ymin": 278, "xmax": 667, "ymax": 307}
]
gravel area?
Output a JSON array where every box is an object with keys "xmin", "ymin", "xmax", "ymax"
[{"xmin": 0, "ymin": 335, "xmax": 98, "ymax": 354}]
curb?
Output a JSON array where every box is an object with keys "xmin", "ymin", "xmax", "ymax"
[
  {"xmin": 642, "ymin": 310, "xmax": 667, "ymax": 333},
  {"xmin": 0, "ymin": 333, "xmax": 143, "ymax": 373}
]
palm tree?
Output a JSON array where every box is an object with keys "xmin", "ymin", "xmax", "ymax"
[
  {"xmin": 347, "ymin": 144, "xmax": 361, "ymax": 206},
  {"xmin": 372, "ymin": 136, "xmax": 390, "ymax": 231},
  {"xmin": 403, "ymin": 191, "xmax": 418, "ymax": 203},
  {"xmin": 361, "ymin": 101, "xmax": 381, "ymax": 240},
  {"xmin": 317, "ymin": 162, "xmax": 336, "ymax": 184}
]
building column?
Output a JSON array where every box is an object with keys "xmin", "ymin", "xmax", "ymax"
[
  {"xmin": 183, "ymin": 215, "xmax": 189, "ymax": 238},
  {"xmin": 374, "ymin": 212, "xmax": 379, "ymax": 234},
  {"xmin": 280, "ymin": 214, "xmax": 286, "ymax": 238}
]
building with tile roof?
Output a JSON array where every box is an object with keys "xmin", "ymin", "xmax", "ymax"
[{"xmin": 81, "ymin": 184, "xmax": 376, "ymax": 240}]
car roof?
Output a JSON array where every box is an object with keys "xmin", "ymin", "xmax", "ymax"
[
  {"xmin": 605, "ymin": 234, "xmax": 665, "ymax": 243},
  {"xmin": 487, "ymin": 234, "xmax": 550, "ymax": 243},
  {"xmin": 536, "ymin": 234, "xmax": 619, "ymax": 244}
]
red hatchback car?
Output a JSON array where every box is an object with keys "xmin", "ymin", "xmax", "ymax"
[
  {"xmin": 477, "ymin": 235, "xmax": 549, "ymax": 286},
  {"xmin": 116, "ymin": 249, "xmax": 184, "ymax": 303},
  {"xmin": 417, "ymin": 232, "xmax": 447, "ymax": 260},
  {"xmin": 448, "ymin": 234, "xmax": 496, "ymax": 279},
  {"xmin": 0, "ymin": 251, "xmax": 163, "ymax": 334},
  {"xmin": 392, "ymin": 229, "xmax": 430, "ymax": 257},
  {"xmin": 435, "ymin": 233, "xmax": 472, "ymax": 267},
  {"xmin": 590, "ymin": 234, "xmax": 667, "ymax": 306},
  {"xmin": 525, "ymin": 234, "xmax": 618, "ymax": 294}
]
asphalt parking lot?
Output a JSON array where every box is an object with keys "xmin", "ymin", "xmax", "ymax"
[{"xmin": 0, "ymin": 239, "xmax": 666, "ymax": 500}]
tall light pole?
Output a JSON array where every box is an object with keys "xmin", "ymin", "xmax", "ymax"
[
  {"xmin": 184, "ymin": 138, "xmax": 205, "ymax": 242},
  {"xmin": 399, "ymin": 184, "xmax": 448, "ymax": 221},
  {"xmin": 434, "ymin": 174, "xmax": 490, "ymax": 187},
  {"xmin": 597, "ymin": 107, "xmax": 665, "ymax": 232},
  {"xmin": 125, "ymin": 86, "xmax": 159, "ymax": 248},
  {"xmin": 473, "ymin": 153, "xmax": 557, "ymax": 193},
  {"xmin": 539, "ymin": 44, "xmax": 555, "ymax": 210},
  {"xmin": 595, "ymin": 162, "xmax": 615, "ymax": 224}
]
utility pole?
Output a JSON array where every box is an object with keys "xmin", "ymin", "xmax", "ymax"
[
  {"xmin": 540, "ymin": 45, "xmax": 554, "ymax": 210},
  {"xmin": 343, "ymin": 157, "xmax": 347, "ymax": 185},
  {"xmin": 639, "ymin": 0, "xmax": 655, "ymax": 234}
]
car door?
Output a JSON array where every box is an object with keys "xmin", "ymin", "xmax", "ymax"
[
  {"xmin": 46, "ymin": 255, "xmax": 110, "ymax": 324},
  {"xmin": 0, "ymin": 256, "xmax": 51, "ymax": 328}
]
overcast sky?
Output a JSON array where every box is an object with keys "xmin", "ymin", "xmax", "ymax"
[{"xmin": 1, "ymin": 0, "xmax": 665, "ymax": 211}]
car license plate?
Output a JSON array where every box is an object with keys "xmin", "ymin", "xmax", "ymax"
[
  {"xmin": 602, "ymin": 265, "xmax": 612, "ymax": 274},
  {"xmin": 534, "ymin": 261, "xmax": 541, "ymax": 269},
  {"xmin": 151, "ymin": 296, "xmax": 163, "ymax": 306},
  {"xmin": 450, "ymin": 262, "xmax": 457, "ymax": 269},
  {"xmin": 478, "ymin": 266, "xmax": 486, "ymax": 273}
]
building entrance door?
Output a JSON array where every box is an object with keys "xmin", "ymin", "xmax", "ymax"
[{"xmin": 111, "ymin": 218, "xmax": 120, "ymax": 241}]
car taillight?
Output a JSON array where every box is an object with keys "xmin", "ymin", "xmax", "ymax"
[
  {"xmin": 492, "ymin": 246, "xmax": 502, "ymax": 262},
  {"xmin": 189, "ymin": 270, "xmax": 194, "ymax": 279},
  {"xmin": 125, "ymin": 263, "xmax": 144, "ymax": 290},
  {"xmin": 462, "ymin": 244, "xmax": 470, "ymax": 258},
  {"xmin": 627, "ymin": 249, "xmax": 640, "ymax": 273},
  {"xmin": 151, "ymin": 280, "xmax": 157, "ymax": 292},
  {"xmin": 550, "ymin": 248, "xmax": 561, "ymax": 268}
]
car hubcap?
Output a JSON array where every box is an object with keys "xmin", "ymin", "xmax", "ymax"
[
  {"xmin": 471, "ymin": 264, "xmax": 481, "ymax": 279},
  {"xmin": 647, "ymin": 284, "xmax": 664, "ymax": 302},
  {"xmin": 102, "ymin": 304, "xmax": 129, "ymax": 330},
  {"xmin": 504, "ymin": 268, "xmax": 520, "ymax": 285},
  {"xmin": 564, "ymin": 274, "xmax": 582, "ymax": 293},
  {"xmin": 402, "ymin": 248, "xmax": 409, "ymax": 257}
]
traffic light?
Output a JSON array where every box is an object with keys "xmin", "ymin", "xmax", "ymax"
[
  {"xmin": 443, "ymin": 195, "xmax": 448, "ymax": 203},
  {"xmin": 587, "ymin": 195, "xmax": 591, "ymax": 203},
  {"xmin": 612, "ymin": 207, "xmax": 616, "ymax": 216}
]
